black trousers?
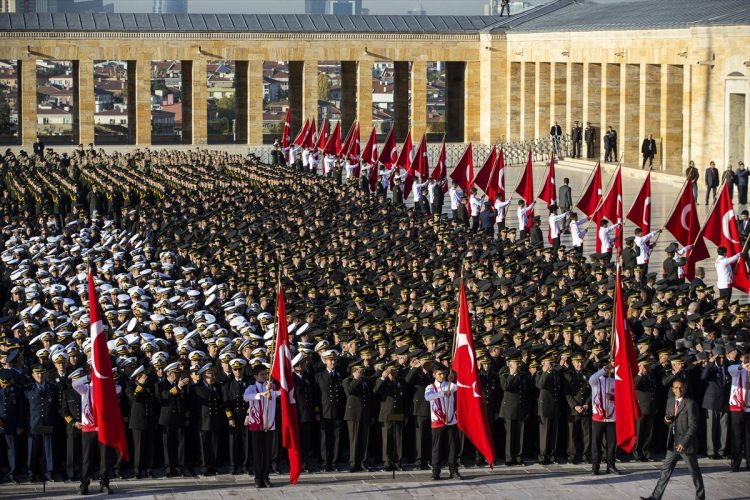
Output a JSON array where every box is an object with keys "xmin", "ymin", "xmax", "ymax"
[
  {"xmin": 567, "ymin": 414, "xmax": 591, "ymax": 461},
  {"xmin": 199, "ymin": 430, "xmax": 219, "ymax": 472},
  {"xmin": 346, "ymin": 419, "xmax": 370, "ymax": 468},
  {"xmin": 551, "ymin": 236, "xmax": 560, "ymax": 249},
  {"xmin": 228, "ymin": 425, "xmax": 249, "ymax": 469},
  {"xmin": 320, "ymin": 418, "xmax": 341, "ymax": 467},
  {"xmin": 650, "ymin": 450, "xmax": 705, "ymax": 500},
  {"xmin": 634, "ymin": 413, "xmax": 654, "ymax": 460},
  {"xmin": 739, "ymin": 184, "xmax": 748, "ymax": 205},
  {"xmin": 431, "ymin": 424, "xmax": 459, "ymax": 471},
  {"xmin": 250, "ymin": 430, "xmax": 274, "ymax": 485},
  {"xmin": 298, "ymin": 421, "xmax": 314, "ymax": 465},
  {"xmin": 81, "ymin": 431, "xmax": 113, "ymax": 486},
  {"xmin": 591, "ymin": 421, "xmax": 615, "ymax": 470},
  {"xmin": 131, "ymin": 428, "xmax": 153, "ymax": 473},
  {"xmin": 161, "ymin": 425, "xmax": 185, "ymax": 472},
  {"xmin": 642, "ymin": 154, "xmax": 654, "ymax": 169},
  {"xmin": 504, "ymin": 418, "xmax": 525, "ymax": 462},
  {"xmin": 66, "ymin": 428, "xmax": 82, "ymax": 480},
  {"xmin": 586, "ymin": 141, "xmax": 595, "ymax": 158},
  {"xmin": 705, "ymin": 185, "xmax": 717, "ymax": 204},
  {"xmin": 572, "ymin": 140, "xmax": 581, "ymax": 158},
  {"xmin": 730, "ymin": 411, "xmax": 750, "ymax": 466},
  {"xmin": 538, "ymin": 414, "xmax": 558, "ymax": 461},
  {"xmin": 381, "ymin": 421, "xmax": 403, "ymax": 466},
  {"xmin": 414, "ymin": 416, "xmax": 432, "ymax": 466}
]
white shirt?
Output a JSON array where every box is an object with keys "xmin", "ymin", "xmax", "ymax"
[
  {"xmin": 675, "ymin": 245, "xmax": 693, "ymax": 279},
  {"xmin": 324, "ymin": 154, "xmax": 335, "ymax": 174},
  {"xmin": 716, "ymin": 253, "xmax": 742, "ymax": 289},
  {"xmin": 72, "ymin": 376, "xmax": 122, "ymax": 432},
  {"xmin": 345, "ymin": 163, "xmax": 357, "ymax": 179},
  {"xmin": 634, "ymin": 231, "xmax": 658, "ymax": 264},
  {"xmin": 728, "ymin": 364, "xmax": 750, "ymax": 412},
  {"xmin": 548, "ymin": 212, "xmax": 568, "ymax": 239},
  {"xmin": 243, "ymin": 382, "xmax": 280, "ymax": 431},
  {"xmin": 589, "ymin": 368, "xmax": 615, "ymax": 422},
  {"xmin": 301, "ymin": 149, "xmax": 310, "ymax": 168},
  {"xmin": 470, "ymin": 195, "xmax": 483, "ymax": 216},
  {"xmin": 424, "ymin": 380, "xmax": 457, "ymax": 428},
  {"xmin": 310, "ymin": 151, "xmax": 321, "ymax": 172},
  {"xmin": 449, "ymin": 187, "xmax": 464, "ymax": 210},
  {"xmin": 598, "ymin": 223, "xmax": 621, "ymax": 253},
  {"xmin": 517, "ymin": 201, "xmax": 535, "ymax": 230},
  {"xmin": 494, "ymin": 198, "xmax": 512, "ymax": 222},
  {"xmin": 570, "ymin": 217, "xmax": 588, "ymax": 247}
]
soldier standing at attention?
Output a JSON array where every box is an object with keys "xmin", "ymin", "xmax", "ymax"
[
  {"xmin": 315, "ymin": 350, "xmax": 345, "ymax": 472},
  {"xmin": 565, "ymin": 352, "xmax": 591, "ymax": 464},
  {"xmin": 584, "ymin": 122, "xmax": 596, "ymax": 158},
  {"xmin": 571, "ymin": 121, "xmax": 583, "ymax": 158}
]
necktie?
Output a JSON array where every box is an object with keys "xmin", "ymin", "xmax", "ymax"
[{"xmin": 673, "ymin": 399, "xmax": 679, "ymax": 417}]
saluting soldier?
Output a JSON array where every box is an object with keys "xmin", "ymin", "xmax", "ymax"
[
  {"xmin": 404, "ymin": 353, "xmax": 433, "ymax": 470},
  {"xmin": 223, "ymin": 358, "xmax": 250, "ymax": 475},
  {"xmin": 634, "ymin": 354, "xmax": 658, "ymax": 462},
  {"xmin": 192, "ymin": 365, "xmax": 223, "ymax": 476},
  {"xmin": 535, "ymin": 353, "xmax": 562, "ymax": 465},
  {"xmin": 343, "ymin": 358, "xmax": 373, "ymax": 472},
  {"xmin": 499, "ymin": 349, "xmax": 529, "ymax": 466},
  {"xmin": 157, "ymin": 362, "xmax": 189, "ymax": 478},
  {"xmin": 315, "ymin": 350, "xmax": 345, "ymax": 472},
  {"xmin": 126, "ymin": 365, "xmax": 157, "ymax": 479},
  {"xmin": 564, "ymin": 352, "xmax": 591, "ymax": 464},
  {"xmin": 60, "ymin": 368, "xmax": 84, "ymax": 482},
  {"xmin": 292, "ymin": 353, "xmax": 317, "ymax": 471},
  {"xmin": 373, "ymin": 360, "xmax": 406, "ymax": 471}
]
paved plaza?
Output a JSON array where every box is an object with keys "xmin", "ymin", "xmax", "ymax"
[{"xmin": 1, "ymin": 458, "xmax": 746, "ymax": 499}]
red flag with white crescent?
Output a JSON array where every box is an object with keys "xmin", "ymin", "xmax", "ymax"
[
  {"xmin": 515, "ymin": 150, "xmax": 534, "ymax": 230},
  {"xmin": 473, "ymin": 146, "xmax": 497, "ymax": 196},
  {"xmin": 281, "ymin": 108, "xmax": 291, "ymax": 149},
  {"xmin": 577, "ymin": 161, "xmax": 602, "ymax": 217},
  {"xmin": 600, "ymin": 164, "xmax": 623, "ymax": 250},
  {"xmin": 626, "ymin": 171, "xmax": 651, "ymax": 234},
  {"xmin": 449, "ymin": 143, "xmax": 474, "ymax": 193},
  {"xmin": 538, "ymin": 153, "xmax": 557, "ymax": 206},
  {"xmin": 378, "ymin": 128, "xmax": 398, "ymax": 168},
  {"xmin": 411, "ymin": 133, "xmax": 429, "ymax": 180},
  {"xmin": 323, "ymin": 121, "xmax": 341, "ymax": 156},
  {"xmin": 492, "ymin": 148, "xmax": 506, "ymax": 202},
  {"xmin": 88, "ymin": 270, "xmax": 129, "ymax": 462},
  {"xmin": 270, "ymin": 285, "xmax": 302, "ymax": 485},
  {"xmin": 431, "ymin": 136, "xmax": 448, "ymax": 193},
  {"xmin": 451, "ymin": 280, "xmax": 495, "ymax": 466},
  {"xmin": 316, "ymin": 119, "xmax": 329, "ymax": 151}
]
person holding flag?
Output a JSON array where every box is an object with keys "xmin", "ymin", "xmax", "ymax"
[
  {"xmin": 598, "ymin": 219, "xmax": 621, "ymax": 261},
  {"xmin": 588, "ymin": 357, "xmax": 620, "ymax": 475},
  {"xmin": 517, "ymin": 199, "xmax": 535, "ymax": 239},
  {"xmin": 715, "ymin": 246, "xmax": 743, "ymax": 300},
  {"xmin": 244, "ymin": 364, "xmax": 280, "ymax": 488},
  {"xmin": 634, "ymin": 227, "xmax": 661, "ymax": 273},
  {"xmin": 424, "ymin": 363, "xmax": 459, "ymax": 480}
]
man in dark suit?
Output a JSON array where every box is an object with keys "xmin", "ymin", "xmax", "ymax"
[
  {"xmin": 315, "ymin": 350, "xmax": 345, "ymax": 471},
  {"xmin": 558, "ymin": 178, "xmax": 572, "ymax": 212},
  {"xmin": 641, "ymin": 378, "xmax": 705, "ymax": 500},
  {"xmin": 343, "ymin": 359, "xmax": 372, "ymax": 472},
  {"xmin": 738, "ymin": 210, "xmax": 750, "ymax": 242},
  {"xmin": 641, "ymin": 134, "xmax": 657, "ymax": 169},
  {"xmin": 705, "ymin": 161, "xmax": 719, "ymax": 204},
  {"xmin": 571, "ymin": 122, "xmax": 583, "ymax": 158},
  {"xmin": 550, "ymin": 121, "xmax": 562, "ymax": 155}
]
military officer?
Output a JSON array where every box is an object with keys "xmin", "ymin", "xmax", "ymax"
[
  {"xmin": 127, "ymin": 365, "xmax": 156, "ymax": 479},
  {"xmin": 565, "ymin": 352, "xmax": 591, "ymax": 464},
  {"xmin": 315, "ymin": 350, "xmax": 345, "ymax": 472},
  {"xmin": 373, "ymin": 361, "xmax": 406, "ymax": 471},
  {"xmin": 536, "ymin": 353, "xmax": 562, "ymax": 465},
  {"xmin": 60, "ymin": 368, "xmax": 84, "ymax": 482},
  {"xmin": 157, "ymin": 362, "xmax": 189, "ymax": 477},
  {"xmin": 0, "ymin": 368, "xmax": 27, "ymax": 483},
  {"xmin": 192, "ymin": 364, "xmax": 223, "ymax": 476},
  {"xmin": 223, "ymin": 358, "xmax": 251, "ymax": 475},
  {"xmin": 292, "ymin": 353, "xmax": 317, "ymax": 471},
  {"xmin": 634, "ymin": 354, "xmax": 658, "ymax": 462},
  {"xmin": 405, "ymin": 354, "xmax": 432, "ymax": 470},
  {"xmin": 499, "ymin": 350, "xmax": 530, "ymax": 466},
  {"xmin": 343, "ymin": 358, "xmax": 373, "ymax": 472},
  {"xmin": 478, "ymin": 354, "xmax": 501, "ymax": 466}
]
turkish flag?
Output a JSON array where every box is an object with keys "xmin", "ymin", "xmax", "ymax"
[
  {"xmin": 626, "ymin": 171, "xmax": 651, "ymax": 234},
  {"xmin": 701, "ymin": 182, "xmax": 750, "ymax": 292},
  {"xmin": 293, "ymin": 118, "xmax": 309, "ymax": 147},
  {"xmin": 393, "ymin": 131, "xmax": 413, "ymax": 193},
  {"xmin": 347, "ymin": 123, "xmax": 361, "ymax": 175},
  {"xmin": 340, "ymin": 120, "xmax": 356, "ymax": 159},
  {"xmin": 378, "ymin": 128, "xmax": 398, "ymax": 168},
  {"xmin": 538, "ymin": 153, "xmax": 557, "ymax": 206},
  {"xmin": 600, "ymin": 165, "xmax": 623, "ymax": 250},
  {"xmin": 449, "ymin": 143, "xmax": 474, "ymax": 193},
  {"xmin": 493, "ymin": 148, "xmax": 506, "ymax": 202},
  {"xmin": 451, "ymin": 281, "xmax": 495, "ymax": 466},
  {"xmin": 281, "ymin": 108, "xmax": 291, "ymax": 149},
  {"xmin": 515, "ymin": 149, "xmax": 534, "ymax": 204},
  {"xmin": 316, "ymin": 120, "xmax": 329, "ymax": 151},
  {"xmin": 474, "ymin": 146, "xmax": 497, "ymax": 197},
  {"xmin": 576, "ymin": 161, "xmax": 603, "ymax": 217},
  {"xmin": 363, "ymin": 127, "xmax": 379, "ymax": 192},
  {"xmin": 664, "ymin": 178, "xmax": 701, "ymax": 247},
  {"xmin": 88, "ymin": 270, "xmax": 129, "ymax": 462},
  {"xmin": 323, "ymin": 121, "xmax": 341, "ymax": 156},
  {"xmin": 613, "ymin": 265, "xmax": 641, "ymax": 453},
  {"xmin": 411, "ymin": 134, "xmax": 429, "ymax": 180},
  {"xmin": 430, "ymin": 136, "xmax": 448, "ymax": 193},
  {"xmin": 270, "ymin": 285, "xmax": 302, "ymax": 485},
  {"xmin": 302, "ymin": 119, "xmax": 316, "ymax": 149}
]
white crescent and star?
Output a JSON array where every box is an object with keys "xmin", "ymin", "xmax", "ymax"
[
  {"xmin": 90, "ymin": 321, "xmax": 109, "ymax": 380},
  {"xmin": 643, "ymin": 196, "xmax": 651, "ymax": 227},
  {"xmin": 722, "ymin": 210, "xmax": 740, "ymax": 244},
  {"xmin": 680, "ymin": 204, "xmax": 691, "ymax": 231}
]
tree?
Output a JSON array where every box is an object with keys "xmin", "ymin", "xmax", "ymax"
[{"xmin": 318, "ymin": 72, "xmax": 331, "ymax": 102}]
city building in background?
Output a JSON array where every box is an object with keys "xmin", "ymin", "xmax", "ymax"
[{"xmin": 152, "ymin": 0, "xmax": 187, "ymax": 14}]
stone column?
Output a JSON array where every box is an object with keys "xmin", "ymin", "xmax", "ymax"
[
  {"xmin": 393, "ymin": 61, "xmax": 410, "ymax": 141},
  {"xmin": 181, "ymin": 60, "xmax": 194, "ymax": 144},
  {"xmin": 235, "ymin": 60, "xmax": 248, "ymax": 144},
  {"xmin": 566, "ymin": 63, "xmax": 583, "ymax": 138},
  {"xmin": 550, "ymin": 62, "xmax": 566, "ymax": 131},
  {"xmin": 356, "ymin": 59, "xmax": 373, "ymax": 135},
  {"xmin": 660, "ymin": 64, "xmax": 683, "ymax": 172},
  {"xmin": 445, "ymin": 61, "xmax": 465, "ymax": 142},
  {"xmin": 19, "ymin": 59, "xmax": 37, "ymax": 145},
  {"xmin": 303, "ymin": 60, "xmax": 319, "ymax": 126},
  {"xmin": 535, "ymin": 62, "xmax": 551, "ymax": 141},
  {"xmin": 639, "ymin": 64, "xmax": 661, "ymax": 164},
  {"xmin": 681, "ymin": 64, "xmax": 692, "ymax": 166},
  {"xmin": 133, "ymin": 59, "xmax": 151, "ymax": 145},
  {"xmin": 508, "ymin": 61, "xmax": 521, "ymax": 141},
  {"xmin": 248, "ymin": 60, "xmax": 264, "ymax": 145},
  {"xmin": 619, "ymin": 63, "xmax": 640, "ymax": 164},
  {"xmin": 72, "ymin": 60, "xmax": 92, "ymax": 145},
  {"xmin": 688, "ymin": 63, "xmax": 710, "ymax": 168},
  {"xmin": 193, "ymin": 60, "xmax": 208, "ymax": 145},
  {"xmin": 410, "ymin": 60, "xmax": 427, "ymax": 140},
  {"xmin": 479, "ymin": 36, "xmax": 507, "ymax": 144},
  {"xmin": 288, "ymin": 61, "xmax": 303, "ymax": 133},
  {"xmin": 340, "ymin": 61, "xmax": 357, "ymax": 135},
  {"xmin": 465, "ymin": 60, "xmax": 480, "ymax": 142},
  {"xmin": 520, "ymin": 61, "xmax": 535, "ymax": 140},
  {"xmin": 583, "ymin": 63, "xmax": 602, "ymax": 158}
]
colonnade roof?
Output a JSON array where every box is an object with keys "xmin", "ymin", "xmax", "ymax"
[{"xmin": 0, "ymin": 0, "xmax": 747, "ymax": 35}]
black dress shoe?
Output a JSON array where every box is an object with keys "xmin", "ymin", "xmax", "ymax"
[
  {"xmin": 592, "ymin": 468, "xmax": 600, "ymax": 476},
  {"xmin": 639, "ymin": 497, "xmax": 655, "ymax": 500},
  {"xmin": 255, "ymin": 482, "xmax": 266, "ymax": 489},
  {"xmin": 79, "ymin": 483, "xmax": 89, "ymax": 495},
  {"xmin": 264, "ymin": 478, "xmax": 272, "ymax": 488},
  {"xmin": 448, "ymin": 469, "xmax": 463, "ymax": 480},
  {"xmin": 419, "ymin": 463, "xmax": 430, "ymax": 470},
  {"xmin": 324, "ymin": 465, "xmax": 334, "ymax": 472},
  {"xmin": 431, "ymin": 472, "xmax": 441, "ymax": 480},
  {"xmin": 505, "ymin": 462, "xmax": 513, "ymax": 467},
  {"xmin": 334, "ymin": 465, "xmax": 341, "ymax": 472},
  {"xmin": 99, "ymin": 480, "xmax": 113, "ymax": 494},
  {"xmin": 607, "ymin": 465, "xmax": 622, "ymax": 475},
  {"xmin": 349, "ymin": 466, "xmax": 362, "ymax": 473}
]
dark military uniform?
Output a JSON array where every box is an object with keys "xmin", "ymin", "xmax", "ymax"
[
  {"xmin": 223, "ymin": 376, "xmax": 250, "ymax": 473},
  {"xmin": 126, "ymin": 381, "xmax": 157, "ymax": 477},
  {"xmin": 535, "ymin": 368, "xmax": 562, "ymax": 464},
  {"xmin": 343, "ymin": 375, "xmax": 372, "ymax": 471},
  {"xmin": 157, "ymin": 379, "xmax": 188, "ymax": 476},
  {"xmin": 315, "ymin": 368, "xmax": 345, "ymax": 470},
  {"xmin": 293, "ymin": 370, "xmax": 317, "ymax": 469},
  {"xmin": 479, "ymin": 366, "xmax": 501, "ymax": 464},
  {"xmin": 191, "ymin": 382, "xmax": 224, "ymax": 475},
  {"xmin": 1, "ymin": 381, "xmax": 26, "ymax": 481},
  {"xmin": 405, "ymin": 366, "xmax": 432, "ymax": 469},
  {"xmin": 564, "ymin": 367, "xmax": 592, "ymax": 463},
  {"xmin": 499, "ymin": 369, "xmax": 530, "ymax": 465},
  {"xmin": 373, "ymin": 374, "xmax": 406, "ymax": 469},
  {"xmin": 634, "ymin": 367, "xmax": 658, "ymax": 461},
  {"xmin": 60, "ymin": 382, "xmax": 83, "ymax": 481}
]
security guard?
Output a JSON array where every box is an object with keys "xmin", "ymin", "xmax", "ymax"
[
  {"xmin": 223, "ymin": 358, "xmax": 251, "ymax": 475},
  {"xmin": 157, "ymin": 362, "xmax": 189, "ymax": 477},
  {"xmin": 126, "ymin": 365, "xmax": 156, "ymax": 479}
]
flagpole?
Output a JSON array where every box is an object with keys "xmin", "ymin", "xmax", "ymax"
[
  {"xmin": 575, "ymin": 159, "xmax": 599, "ymax": 208},
  {"xmin": 265, "ymin": 269, "xmax": 282, "ymax": 431},
  {"xmin": 582, "ymin": 159, "xmax": 621, "ymax": 232},
  {"xmin": 650, "ymin": 166, "xmax": 689, "ymax": 249},
  {"xmin": 689, "ymin": 179, "xmax": 726, "ymax": 250}
]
